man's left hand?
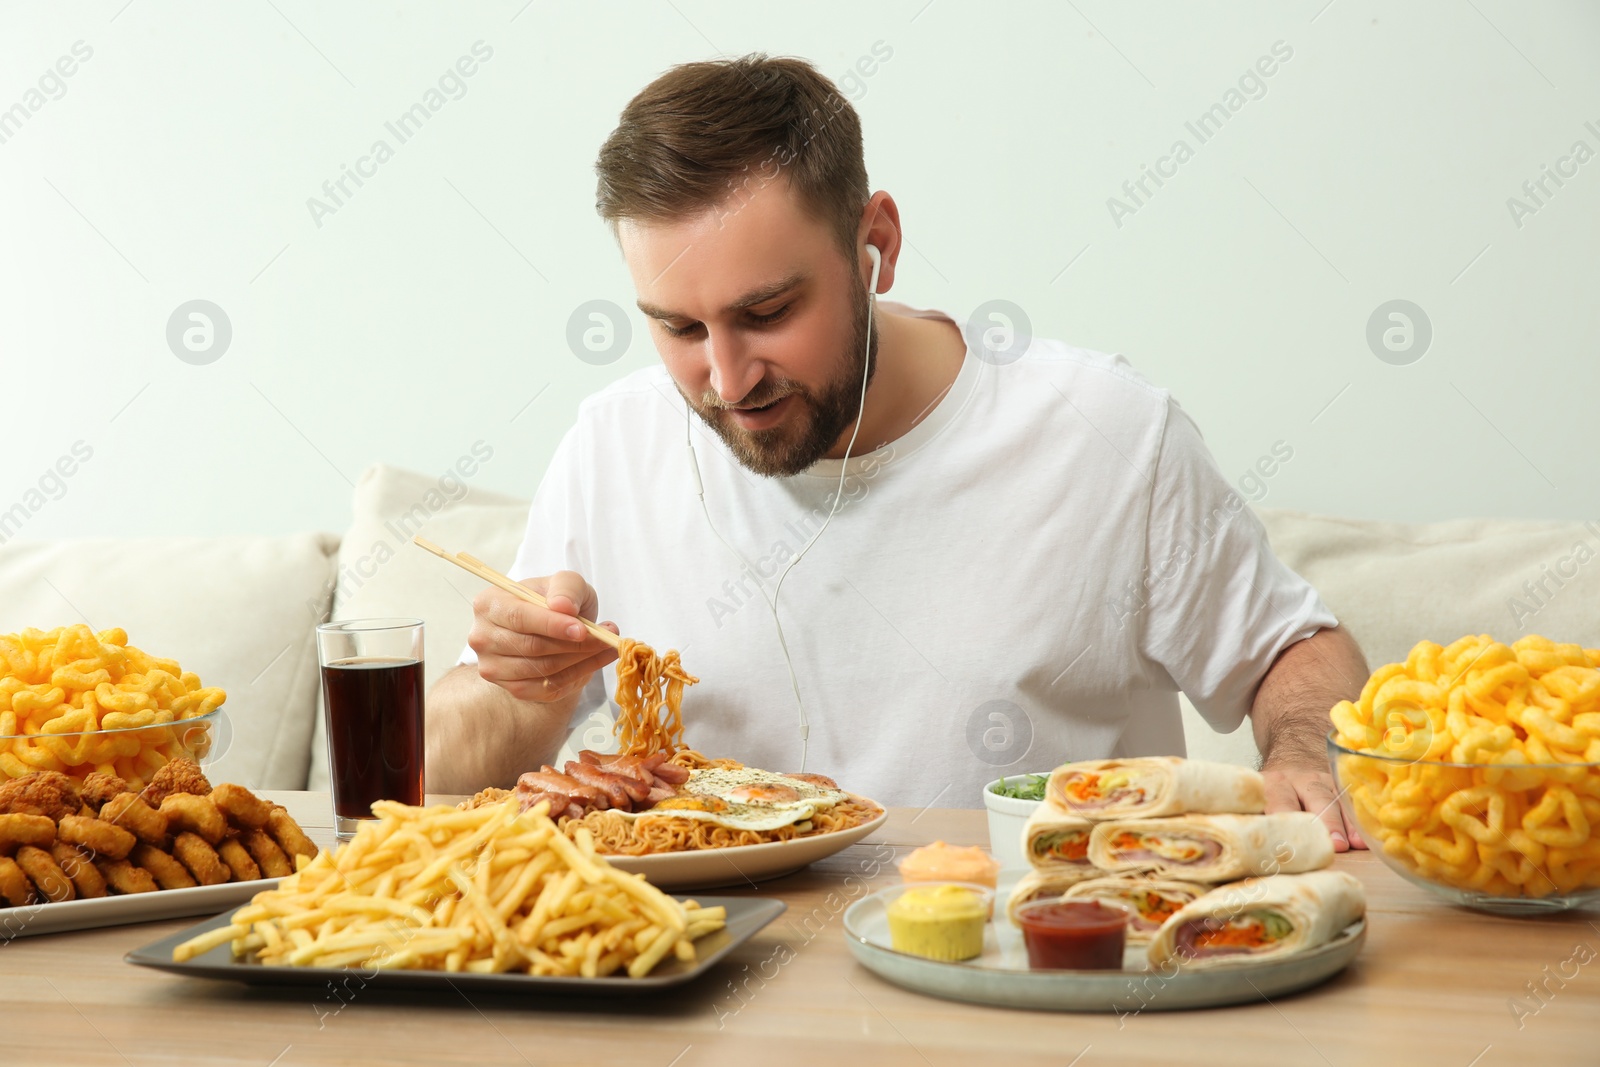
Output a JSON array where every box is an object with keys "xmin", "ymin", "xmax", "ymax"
[
  {"xmin": 1250, "ymin": 627, "xmax": 1371, "ymax": 853},
  {"xmin": 1262, "ymin": 760, "xmax": 1366, "ymax": 852}
]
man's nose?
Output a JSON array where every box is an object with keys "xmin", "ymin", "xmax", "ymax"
[{"xmin": 705, "ymin": 329, "xmax": 762, "ymax": 404}]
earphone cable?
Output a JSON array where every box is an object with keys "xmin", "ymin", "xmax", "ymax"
[{"xmin": 684, "ymin": 262, "xmax": 878, "ymax": 772}]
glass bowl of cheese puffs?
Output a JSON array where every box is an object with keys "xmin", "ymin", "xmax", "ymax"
[
  {"xmin": 1, "ymin": 625, "xmax": 224, "ymax": 790},
  {"xmin": 1, "ymin": 708, "xmax": 221, "ymax": 791},
  {"xmin": 1328, "ymin": 633, "xmax": 1600, "ymax": 915}
]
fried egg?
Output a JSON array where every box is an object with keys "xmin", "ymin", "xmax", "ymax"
[{"xmin": 625, "ymin": 766, "xmax": 851, "ymax": 832}]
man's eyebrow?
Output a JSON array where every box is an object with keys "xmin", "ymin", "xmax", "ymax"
[{"xmin": 636, "ymin": 270, "xmax": 807, "ymax": 321}]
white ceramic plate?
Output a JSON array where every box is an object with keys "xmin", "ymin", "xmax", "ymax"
[
  {"xmin": 605, "ymin": 809, "xmax": 888, "ymax": 890},
  {"xmin": 844, "ymin": 887, "xmax": 1365, "ymax": 1012},
  {"xmin": 0, "ymin": 879, "xmax": 280, "ymax": 939}
]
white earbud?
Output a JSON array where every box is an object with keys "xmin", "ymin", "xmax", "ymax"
[{"xmin": 866, "ymin": 243, "xmax": 882, "ymax": 294}]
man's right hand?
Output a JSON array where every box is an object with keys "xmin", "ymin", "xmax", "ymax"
[{"xmin": 466, "ymin": 570, "xmax": 620, "ymax": 703}]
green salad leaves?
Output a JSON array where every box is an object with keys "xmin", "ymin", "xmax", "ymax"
[{"xmin": 989, "ymin": 774, "xmax": 1049, "ymax": 801}]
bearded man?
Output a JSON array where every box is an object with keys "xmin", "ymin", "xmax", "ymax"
[{"xmin": 426, "ymin": 54, "xmax": 1368, "ymax": 849}]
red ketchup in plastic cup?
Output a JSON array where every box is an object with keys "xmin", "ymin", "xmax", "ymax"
[{"xmin": 1014, "ymin": 899, "xmax": 1131, "ymax": 970}]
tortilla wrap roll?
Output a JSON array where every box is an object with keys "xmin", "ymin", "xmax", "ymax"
[
  {"xmin": 1047, "ymin": 757, "xmax": 1265, "ymax": 820},
  {"xmin": 1146, "ymin": 870, "xmax": 1366, "ymax": 970},
  {"xmin": 1062, "ymin": 875, "xmax": 1213, "ymax": 944},
  {"xmin": 1021, "ymin": 805, "xmax": 1099, "ymax": 877},
  {"xmin": 1088, "ymin": 812, "xmax": 1332, "ymax": 882},
  {"xmin": 1005, "ymin": 869, "xmax": 1098, "ymax": 925}
]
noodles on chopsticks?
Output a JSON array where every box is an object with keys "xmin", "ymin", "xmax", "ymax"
[
  {"xmin": 613, "ymin": 639, "xmax": 699, "ymax": 757},
  {"xmin": 407, "ymin": 538, "xmax": 713, "ymax": 767}
]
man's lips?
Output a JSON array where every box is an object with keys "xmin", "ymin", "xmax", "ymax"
[{"xmin": 725, "ymin": 394, "xmax": 794, "ymax": 431}]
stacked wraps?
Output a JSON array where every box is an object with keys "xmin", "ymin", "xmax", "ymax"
[
  {"xmin": 1011, "ymin": 800, "xmax": 1101, "ymax": 922},
  {"xmin": 1009, "ymin": 757, "xmax": 1364, "ymax": 967},
  {"xmin": 1087, "ymin": 812, "xmax": 1333, "ymax": 883},
  {"xmin": 1048, "ymin": 756, "xmax": 1264, "ymax": 818},
  {"xmin": 1146, "ymin": 869, "xmax": 1366, "ymax": 970}
]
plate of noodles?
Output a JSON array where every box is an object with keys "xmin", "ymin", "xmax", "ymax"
[
  {"xmin": 607, "ymin": 804, "xmax": 888, "ymax": 890},
  {"xmin": 467, "ymin": 748, "xmax": 888, "ymax": 891},
  {"xmin": 464, "ymin": 639, "xmax": 887, "ymax": 890}
]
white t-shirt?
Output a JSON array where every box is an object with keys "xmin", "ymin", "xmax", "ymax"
[{"xmin": 463, "ymin": 304, "xmax": 1336, "ymax": 807}]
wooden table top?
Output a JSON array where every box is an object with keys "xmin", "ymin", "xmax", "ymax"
[{"xmin": 2, "ymin": 791, "xmax": 1596, "ymax": 1067}]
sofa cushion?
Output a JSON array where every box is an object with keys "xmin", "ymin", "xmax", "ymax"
[
  {"xmin": 0, "ymin": 534, "xmax": 338, "ymax": 789},
  {"xmin": 313, "ymin": 462, "xmax": 543, "ymax": 790},
  {"xmin": 1258, "ymin": 509, "xmax": 1600, "ymax": 667},
  {"xmin": 1186, "ymin": 509, "xmax": 1600, "ymax": 769}
]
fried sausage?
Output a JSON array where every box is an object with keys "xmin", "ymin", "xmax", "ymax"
[
  {"xmin": 519, "ymin": 769, "xmax": 603, "ymax": 808},
  {"xmin": 645, "ymin": 757, "xmax": 691, "ymax": 787},
  {"xmin": 562, "ymin": 761, "xmax": 628, "ymax": 809}
]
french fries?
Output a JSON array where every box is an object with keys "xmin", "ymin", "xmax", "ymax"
[
  {"xmin": 0, "ymin": 625, "xmax": 224, "ymax": 787},
  {"xmin": 172, "ymin": 798, "xmax": 726, "ymax": 978},
  {"xmin": 1332, "ymin": 634, "xmax": 1600, "ymax": 896}
]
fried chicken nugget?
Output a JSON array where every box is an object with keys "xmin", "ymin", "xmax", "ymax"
[
  {"xmin": 129, "ymin": 842, "xmax": 197, "ymax": 890},
  {"xmin": 15, "ymin": 845, "xmax": 74, "ymax": 903},
  {"xmin": 142, "ymin": 758, "xmax": 212, "ymax": 809},
  {"xmin": 79, "ymin": 771, "xmax": 129, "ymax": 811},
  {"xmin": 100, "ymin": 793, "xmax": 168, "ymax": 846},
  {"xmin": 0, "ymin": 856, "xmax": 35, "ymax": 906},
  {"xmin": 158, "ymin": 794, "xmax": 226, "ymax": 845},
  {"xmin": 170, "ymin": 832, "xmax": 229, "ymax": 885},
  {"xmin": 0, "ymin": 813, "xmax": 56, "ymax": 852},
  {"xmin": 95, "ymin": 858, "xmax": 157, "ymax": 895},
  {"xmin": 57, "ymin": 815, "xmax": 135, "ymax": 861},
  {"xmin": 50, "ymin": 842, "xmax": 107, "ymax": 899},
  {"xmin": 210, "ymin": 783, "xmax": 274, "ymax": 831},
  {"xmin": 265, "ymin": 807, "xmax": 317, "ymax": 862},
  {"xmin": 242, "ymin": 829, "xmax": 292, "ymax": 878},
  {"xmin": 217, "ymin": 837, "xmax": 261, "ymax": 882},
  {"xmin": 0, "ymin": 771, "xmax": 82, "ymax": 821}
]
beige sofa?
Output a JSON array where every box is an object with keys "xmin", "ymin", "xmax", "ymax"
[{"xmin": 4, "ymin": 464, "xmax": 1595, "ymax": 792}]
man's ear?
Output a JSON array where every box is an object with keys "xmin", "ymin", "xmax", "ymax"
[{"xmin": 858, "ymin": 191, "xmax": 903, "ymax": 295}]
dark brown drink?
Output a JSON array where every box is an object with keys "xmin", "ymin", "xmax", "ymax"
[{"xmin": 321, "ymin": 656, "xmax": 425, "ymax": 820}]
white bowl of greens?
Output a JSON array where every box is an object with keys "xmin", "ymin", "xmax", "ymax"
[{"xmin": 982, "ymin": 773, "xmax": 1052, "ymax": 871}]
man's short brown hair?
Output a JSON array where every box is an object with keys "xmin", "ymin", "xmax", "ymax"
[{"xmin": 595, "ymin": 54, "xmax": 869, "ymax": 258}]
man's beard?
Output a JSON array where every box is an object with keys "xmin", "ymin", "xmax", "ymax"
[{"xmin": 686, "ymin": 281, "xmax": 877, "ymax": 477}]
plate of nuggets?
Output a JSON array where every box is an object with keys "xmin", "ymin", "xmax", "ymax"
[{"xmin": 0, "ymin": 759, "xmax": 318, "ymax": 937}]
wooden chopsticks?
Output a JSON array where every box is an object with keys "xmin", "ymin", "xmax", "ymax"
[{"xmin": 411, "ymin": 536, "xmax": 624, "ymax": 651}]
